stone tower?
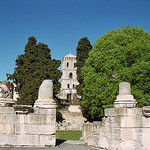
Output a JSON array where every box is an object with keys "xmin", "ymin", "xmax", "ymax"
[{"xmin": 58, "ymin": 52, "xmax": 79, "ymax": 100}]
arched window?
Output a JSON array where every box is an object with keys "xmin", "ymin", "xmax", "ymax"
[
  {"xmin": 67, "ymin": 62, "xmax": 69, "ymax": 67},
  {"xmin": 74, "ymin": 63, "xmax": 76, "ymax": 68},
  {"xmin": 67, "ymin": 84, "xmax": 70, "ymax": 88},
  {"xmin": 69, "ymin": 72, "xmax": 73, "ymax": 78}
]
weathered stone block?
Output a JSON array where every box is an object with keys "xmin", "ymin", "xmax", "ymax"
[
  {"xmin": 34, "ymin": 107, "xmax": 56, "ymax": 115},
  {"xmin": 16, "ymin": 114, "xmax": 27, "ymax": 124},
  {"xmin": 28, "ymin": 125, "xmax": 55, "ymax": 135},
  {"xmin": 15, "ymin": 123, "xmax": 29, "ymax": 134},
  {"xmin": 0, "ymin": 114, "xmax": 16, "ymax": 124},
  {"xmin": 0, "ymin": 107, "xmax": 15, "ymax": 114},
  {"xmin": 0, "ymin": 134, "xmax": 16, "ymax": 145},
  {"xmin": 0, "ymin": 123, "xmax": 15, "ymax": 134},
  {"xmin": 39, "ymin": 135, "xmax": 55, "ymax": 146},
  {"xmin": 27, "ymin": 114, "xmax": 47, "ymax": 125},
  {"xmin": 27, "ymin": 114, "xmax": 55, "ymax": 125},
  {"xmin": 16, "ymin": 135, "xmax": 38, "ymax": 146}
]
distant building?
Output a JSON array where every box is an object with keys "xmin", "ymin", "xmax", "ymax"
[{"xmin": 57, "ymin": 52, "xmax": 79, "ymax": 100}]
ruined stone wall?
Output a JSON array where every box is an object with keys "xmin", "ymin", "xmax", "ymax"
[
  {"xmin": 0, "ymin": 107, "xmax": 56, "ymax": 147},
  {"xmin": 0, "ymin": 80, "xmax": 56, "ymax": 147},
  {"xmin": 81, "ymin": 122, "xmax": 102, "ymax": 146},
  {"xmin": 82, "ymin": 82, "xmax": 150, "ymax": 150},
  {"xmin": 57, "ymin": 105, "xmax": 86, "ymax": 130}
]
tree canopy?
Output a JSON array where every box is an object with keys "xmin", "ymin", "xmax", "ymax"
[
  {"xmin": 76, "ymin": 37, "xmax": 92, "ymax": 96},
  {"xmin": 7, "ymin": 36, "xmax": 61, "ymax": 105},
  {"xmin": 81, "ymin": 26, "xmax": 150, "ymax": 121}
]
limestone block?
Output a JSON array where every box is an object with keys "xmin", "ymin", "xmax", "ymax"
[
  {"xmin": 0, "ymin": 107, "xmax": 15, "ymax": 114},
  {"xmin": 142, "ymin": 129, "xmax": 150, "ymax": 150},
  {"xmin": 27, "ymin": 114, "xmax": 55, "ymax": 125},
  {"xmin": 16, "ymin": 135, "xmax": 38, "ymax": 146},
  {"xmin": 0, "ymin": 134, "xmax": 16, "ymax": 145},
  {"xmin": 0, "ymin": 98, "xmax": 16, "ymax": 107},
  {"xmin": 39, "ymin": 135, "xmax": 55, "ymax": 146},
  {"xmin": 0, "ymin": 123, "xmax": 15, "ymax": 134},
  {"xmin": 142, "ymin": 117, "xmax": 150, "ymax": 127},
  {"xmin": 0, "ymin": 114, "xmax": 16, "ymax": 124},
  {"xmin": 15, "ymin": 123, "xmax": 29, "ymax": 134},
  {"xmin": 27, "ymin": 114, "xmax": 47, "ymax": 125},
  {"xmin": 34, "ymin": 107, "xmax": 56, "ymax": 115},
  {"xmin": 28, "ymin": 124, "xmax": 55, "ymax": 135},
  {"xmin": 87, "ymin": 135, "xmax": 99, "ymax": 147},
  {"xmin": 13, "ymin": 105, "xmax": 32, "ymax": 114},
  {"xmin": 16, "ymin": 114, "xmax": 27, "ymax": 124}
]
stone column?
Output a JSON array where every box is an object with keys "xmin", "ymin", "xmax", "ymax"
[
  {"xmin": 34, "ymin": 80, "xmax": 56, "ymax": 108},
  {"xmin": 33, "ymin": 80, "xmax": 56, "ymax": 146},
  {"xmin": 114, "ymin": 82, "xmax": 137, "ymax": 108}
]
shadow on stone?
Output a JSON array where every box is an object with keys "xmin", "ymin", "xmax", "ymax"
[{"xmin": 56, "ymin": 139, "xmax": 67, "ymax": 146}]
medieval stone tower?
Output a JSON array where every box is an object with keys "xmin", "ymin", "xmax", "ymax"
[{"xmin": 58, "ymin": 52, "xmax": 79, "ymax": 100}]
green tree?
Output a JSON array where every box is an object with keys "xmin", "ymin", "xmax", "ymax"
[
  {"xmin": 76, "ymin": 37, "xmax": 92, "ymax": 96},
  {"xmin": 7, "ymin": 36, "xmax": 61, "ymax": 105},
  {"xmin": 81, "ymin": 26, "xmax": 150, "ymax": 121}
]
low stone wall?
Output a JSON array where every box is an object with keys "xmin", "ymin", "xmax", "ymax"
[
  {"xmin": 81, "ymin": 82, "xmax": 150, "ymax": 150},
  {"xmin": 0, "ymin": 107, "xmax": 56, "ymax": 147},
  {"xmin": 56, "ymin": 105, "xmax": 86, "ymax": 130},
  {"xmin": 0, "ymin": 80, "xmax": 56, "ymax": 147}
]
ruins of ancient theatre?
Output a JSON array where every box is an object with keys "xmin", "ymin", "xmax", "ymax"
[
  {"xmin": 82, "ymin": 82, "xmax": 150, "ymax": 150},
  {"xmin": 0, "ymin": 80, "xmax": 56, "ymax": 147}
]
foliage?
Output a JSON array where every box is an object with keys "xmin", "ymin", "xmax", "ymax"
[
  {"xmin": 81, "ymin": 26, "xmax": 150, "ymax": 121},
  {"xmin": 76, "ymin": 37, "xmax": 92, "ymax": 96},
  {"xmin": 56, "ymin": 109, "xmax": 64, "ymax": 123},
  {"xmin": 7, "ymin": 36, "xmax": 61, "ymax": 105},
  {"xmin": 56, "ymin": 130, "xmax": 82, "ymax": 141}
]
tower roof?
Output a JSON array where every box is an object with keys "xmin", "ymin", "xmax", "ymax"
[{"xmin": 64, "ymin": 52, "xmax": 76, "ymax": 58}]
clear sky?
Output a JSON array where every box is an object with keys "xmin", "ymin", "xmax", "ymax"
[{"xmin": 0, "ymin": 0, "xmax": 150, "ymax": 81}]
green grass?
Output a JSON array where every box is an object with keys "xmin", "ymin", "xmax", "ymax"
[{"xmin": 56, "ymin": 130, "xmax": 82, "ymax": 141}]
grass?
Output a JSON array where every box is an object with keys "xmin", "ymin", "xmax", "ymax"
[{"xmin": 56, "ymin": 130, "xmax": 82, "ymax": 141}]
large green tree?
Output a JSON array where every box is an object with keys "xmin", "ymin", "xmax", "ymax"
[
  {"xmin": 76, "ymin": 37, "xmax": 92, "ymax": 96},
  {"xmin": 7, "ymin": 36, "xmax": 61, "ymax": 105},
  {"xmin": 81, "ymin": 26, "xmax": 150, "ymax": 121}
]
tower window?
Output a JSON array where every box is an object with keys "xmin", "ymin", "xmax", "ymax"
[
  {"xmin": 69, "ymin": 72, "xmax": 73, "ymax": 78},
  {"xmin": 67, "ymin": 62, "xmax": 69, "ymax": 67},
  {"xmin": 74, "ymin": 63, "xmax": 75, "ymax": 68},
  {"xmin": 73, "ymin": 84, "xmax": 75, "ymax": 88},
  {"xmin": 67, "ymin": 93, "xmax": 71, "ymax": 100},
  {"xmin": 67, "ymin": 84, "xmax": 70, "ymax": 88}
]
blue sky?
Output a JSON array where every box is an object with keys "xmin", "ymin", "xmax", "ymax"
[{"xmin": 0, "ymin": 0, "xmax": 150, "ymax": 81}]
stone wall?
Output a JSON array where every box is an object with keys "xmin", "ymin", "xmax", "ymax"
[
  {"xmin": 82, "ymin": 82, "xmax": 150, "ymax": 150},
  {"xmin": 57, "ymin": 105, "xmax": 86, "ymax": 130},
  {"xmin": 0, "ymin": 80, "xmax": 56, "ymax": 147},
  {"xmin": 81, "ymin": 122, "xmax": 102, "ymax": 146}
]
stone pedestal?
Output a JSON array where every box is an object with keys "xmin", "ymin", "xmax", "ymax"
[
  {"xmin": 114, "ymin": 82, "xmax": 137, "ymax": 108},
  {"xmin": 0, "ymin": 98, "xmax": 16, "ymax": 107}
]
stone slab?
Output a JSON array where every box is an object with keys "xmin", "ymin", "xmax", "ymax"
[
  {"xmin": 0, "ymin": 114, "xmax": 16, "ymax": 124},
  {"xmin": 28, "ymin": 125, "xmax": 55, "ymax": 135},
  {"xmin": 0, "ymin": 123, "xmax": 15, "ymax": 134},
  {"xmin": 39, "ymin": 135, "xmax": 55, "ymax": 146},
  {"xmin": 16, "ymin": 135, "xmax": 39, "ymax": 146},
  {"xmin": 0, "ymin": 134, "xmax": 16, "ymax": 145},
  {"xmin": 0, "ymin": 107, "xmax": 15, "ymax": 114}
]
